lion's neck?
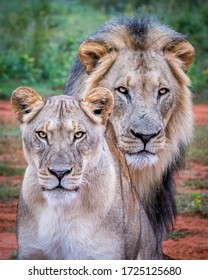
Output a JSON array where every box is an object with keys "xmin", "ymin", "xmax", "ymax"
[
  {"xmin": 128, "ymin": 142, "xmax": 185, "ymax": 241},
  {"xmin": 129, "ymin": 151, "xmax": 172, "ymax": 200}
]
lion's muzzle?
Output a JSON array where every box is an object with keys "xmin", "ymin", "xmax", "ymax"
[{"xmin": 130, "ymin": 129, "xmax": 161, "ymax": 145}]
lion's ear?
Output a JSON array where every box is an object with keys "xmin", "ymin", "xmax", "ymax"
[
  {"xmin": 80, "ymin": 87, "xmax": 114, "ymax": 125},
  {"xmin": 164, "ymin": 40, "xmax": 195, "ymax": 71},
  {"xmin": 11, "ymin": 86, "xmax": 43, "ymax": 123},
  {"xmin": 78, "ymin": 41, "xmax": 109, "ymax": 74}
]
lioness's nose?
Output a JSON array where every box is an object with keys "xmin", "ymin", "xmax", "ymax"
[
  {"xmin": 130, "ymin": 129, "xmax": 161, "ymax": 144},
  {"xmin": 48, "ymin": 168, "xmax": 72, "ymax": 180}
]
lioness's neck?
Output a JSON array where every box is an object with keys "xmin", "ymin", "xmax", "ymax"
[{"xmin": 81, "ymin": 144, "xmax": 117, "ymax": 216}]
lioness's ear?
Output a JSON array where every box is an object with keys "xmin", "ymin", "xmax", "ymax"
[
  {"xmin": 11, "ymin": 86, "xmax": 43, "ymax": 123},
  {"xmin": 80, "ymin": 87, "xmax": 114, "ymax": 125},
  {"xmin": 164, "ymin": 40, "xmax": 195, "ymax": 71},
  {"xmin": 78, "ymin": 41, "xmax": 109, "ymax": 74}
]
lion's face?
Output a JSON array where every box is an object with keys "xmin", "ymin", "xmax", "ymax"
[
  {"xmin": 99, "ymin": 49, "xmax": 175, "ymax": 169},
  {"xmin": 77, "ymin": 34, "xmax": 194, "ymax": 170},
  {"xmin": 76, "ymin": 25, "xmax": 194, "ymax": 171},
  {"xmin": 12, "ymin": 87, "xmax": 113, "ymax": 201}
]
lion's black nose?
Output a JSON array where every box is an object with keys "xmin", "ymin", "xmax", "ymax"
[
  {"xmin": 48, "ymin": 168, "xmax": 72, "ymax": 180},
  {"xmin": 130, "ymin": 129, "xmax": 161, "ymax": 144}
]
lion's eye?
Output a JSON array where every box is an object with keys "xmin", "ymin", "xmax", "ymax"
[
  {"xmin": 74, "ymin": 131, "xmax": 85, "ymax": 140},
  {"xmin": 36, "ymin": 131, "xmax": 47, "ymax": 139},
  {"xmin": 115, "ymin": 86, "xmax": 129, "ymax": 95},
  {"xmin": 158, "ymin": 88, "xmax": 169, "ymax": 96}
]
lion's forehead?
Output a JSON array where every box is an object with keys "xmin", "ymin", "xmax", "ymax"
[
  {"xmin": 115, "ymin": 49, "xmax": 171, "ymax": 78},
  {"xmin": 104, "ymin": 51, "xmax": 173, "ymax": 96}
]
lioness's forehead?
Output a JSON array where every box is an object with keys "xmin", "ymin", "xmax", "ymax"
[
  {"xmin": 42, "ymin": 118, "xmax": 77, "ymax": 132},
  {"xmin": 45, "ymin": 95, "xmax": 78, "ymax": 113},
  {"xmin": 33, "ymin": 95, "xmax": 85, "ymax": 130}
]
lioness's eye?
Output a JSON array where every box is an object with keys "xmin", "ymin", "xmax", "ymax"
[
  {"xmin": 115, "ymin": 86, "xmax": 129, "ymax": 95},
  {"xmin": 74, "ymin": 131, "xmax": 85, "ymax": 140},
  {"xmin": 36, "ymin": 131, "xmax": 47, "ymax": 139},
  {"xmin": 158, "ymin": 88, "xmax": 169, "ymax": 96}
]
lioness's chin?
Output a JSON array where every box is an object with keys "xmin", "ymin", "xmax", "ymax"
[
  {"xmin": 41, "ymin": 185, "xmax": 80, "ymax": 192},
  {"xmin": 125, "ymin": 153, "xmax": 159, "ymax": 170},
  {"xmin": 42, "ymin": 187, "xmax": 80, "ymax": 206}
]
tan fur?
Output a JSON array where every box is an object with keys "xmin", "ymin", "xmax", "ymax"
[
  {"xmin": 12, "ymin": 86, "xmax": 161, "ymax": 260},
  {"xmin": 66, "ymin": 17, "xmax": 195, "ymax": 242},
  {"xmin": 75, "ymin": 42, "xmax": 194, "ymax": 200}
]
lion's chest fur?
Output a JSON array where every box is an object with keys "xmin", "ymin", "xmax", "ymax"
[{"xmin": 37, "ymin": 205, "xmax": 124, "ymax": 259}]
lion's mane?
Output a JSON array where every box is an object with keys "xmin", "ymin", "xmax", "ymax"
[{"xmin": 65, "ymin": 15, "xmax": 194, "ymax": 243}]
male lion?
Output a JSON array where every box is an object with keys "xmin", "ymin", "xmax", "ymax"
[
  {"xmin": 11, "ymin": 86, "xmax": 161, "ymax": 260},
  {"xmin": 65, "ymin": 16, "xmax": 195, "ymax": 245}
]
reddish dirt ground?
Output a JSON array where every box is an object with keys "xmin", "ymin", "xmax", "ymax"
[
  {"xmin": 0, "ymin": 100, "xmax": 17, "ymax": 125},
  {"xmin": 0, "ymin": 100, "xmax": 208, "ymax": 260}
]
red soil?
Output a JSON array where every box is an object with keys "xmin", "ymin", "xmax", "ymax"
[
  {"xmin": 193, "ymin": 104, "xmax": 208, "ymax": 125},
  {"xmin": 163, "ymin": 215, "xmax": 208, "ymax": 259},
  {"xmin": 0, "ymin": 100, "xmax": 208, "ymax": 260},
  {"xmin": 0, "ymin": 201, "xmax": 17, "ymax": 260},
  {"xmin": 0, "ymin": 100, "xmax": 17, "ymax": 125}
]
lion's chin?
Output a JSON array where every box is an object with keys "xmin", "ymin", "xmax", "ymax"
[{"xmin": 125, "ymin": 152, "xmax": 159, "ymax": 170}]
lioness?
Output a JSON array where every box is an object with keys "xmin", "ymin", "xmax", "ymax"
[
  {"xmin": 65, "ymin": 16, "xmax": 195, "ymax": 243},
  {"xmin": 12, "ymin": 86, "xmax": 161, "ymax": 260}
]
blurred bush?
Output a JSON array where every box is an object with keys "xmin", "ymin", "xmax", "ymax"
[{"xmin": 0, "ymin": 0, "xmax": 207, "ymax": 101}]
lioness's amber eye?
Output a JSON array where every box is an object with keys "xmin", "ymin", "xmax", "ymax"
[
  {"xmin": 116, "ymin": 86, "xmax": 129, "ymax": 95},
  {"xmin": 158, "ymin": 88, "xmax": 169, "ymax": 96},
  {"xmin": 36, "ymin": 131, "xmax": 47, "ymax": 139},
  {"xmin": 74, "ymin": 131, "xmax": 85, "ymax": 139}
]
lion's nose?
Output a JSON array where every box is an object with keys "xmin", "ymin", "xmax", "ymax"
[
  {"xmin": 48, "ymin": 168, "xmax": 72, "ymax": 180},
  {"xmin": 130, "ymin": 129, "xmax": 161, "ymax": 144}
]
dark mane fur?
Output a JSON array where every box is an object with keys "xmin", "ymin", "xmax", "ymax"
[{"xmin": 145, "ymin": 144, "xmax": 186, "ymax": 243}]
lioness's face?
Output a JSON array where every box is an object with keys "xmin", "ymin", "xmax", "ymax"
[
  {"xmin": 23, "ymin": 98, "xmax": 104, "ymax": 194},
  {"xmin": 12, "ymin": 87, "xmax": 113, "ymax": 201},
  {"xmin": 99, "ymin": 49, "xmax": 176, "ymax": 169}
]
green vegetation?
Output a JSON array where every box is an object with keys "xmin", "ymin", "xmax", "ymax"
[
  {"xmin": 0, "ymin": 123, "xmax": 25, "ymax": 202},
  {"xmin": 0, "ymin": 0, "xmax": 207, "ymax": 101},
  {"xmin": 0, "ymin": 163, "xmax": 25, "ymax": 177},
  {"xmin": 0, "ymin": 125, "xmax": 20, "ymax": 138},
  {"xmin": 186, "ymin": 125, "xmax": 208, "ymax": 165},
  {"xmin": 0, "ymin": 124, "xmax": 25, "ymax": 174},
  {"xmin": 0, "ymin": 0, "xmax": 108, "ymax": 98},
  {"xmin": 0, "ymin": 179, "xmax": 21, "ymax": 189},
  {"xmin": 176, "ymin": 124, "xmax": 208, "ymax": 218},
  {"xmin": 183, "ymin": 178, "xmax": 208, "ymax": 190},
  {"xmin": 0, "ymin": 137, "xmax": 22, "ymax": 155},
  {"xmin": 165, "ymin": 230, "xmax": 189, "ymax": 240},
  {"xmin": 0, "ymin": 124, "xmax": 22, "ymax": 155},
  {"xmin": 176, "ymin": 192, "xmax": 208, "ymax": 218},
  {"xmin": 10, "ymin": 251, "xmax": 18, "ymax": 259},
  {"xmin": 0, "ymin": 185, "xmax": 19, "ymax": 201}
]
